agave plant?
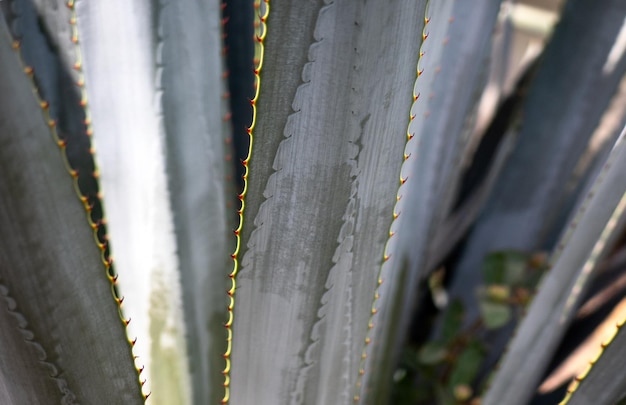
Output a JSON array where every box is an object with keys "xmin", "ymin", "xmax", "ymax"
[{"xmin": 1, "ymin": 0, "xmax": 626, "ymax": 404}]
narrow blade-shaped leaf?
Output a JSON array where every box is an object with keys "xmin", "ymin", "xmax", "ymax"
[
  {"xmin": 483, "ymin": 127, "xmax": 626, "ymax": 405},
  {"xmin": 231, "ymin": 1, "xmax": 424, "ymax": 404},
  {"xmin": 364, "ymin": 1, "xmax": 502, "ymax": 402},
  {"xmin": 76, "ymin": 1, "xmax": 189, "ymax": 401},
  {"xmin": 0, "ymin": 15, "xmax": 142, "ymax": 404},
  {"xmin": 158, "ymin": 0, "xmax": 237, "ymax": 403},
  {"xmin": 561, "ymin": 304, "xmax": 626, "ymax": 405}
]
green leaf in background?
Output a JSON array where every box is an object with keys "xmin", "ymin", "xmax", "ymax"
[
  {"xmin": 479, "ymin": 300, "xmax": 512, "ymax": 330},
  {"xmin": 418, "ymin": 342, "xmax": 449, "ymax": 366},
  {"xmin": 442, "ymin": 299, "xmax": 465, "ymax": 344},
  {"xmin": 483, "ymin": 251, "xmax": 528, "ymax": 286},
  {"xmin": 447, "ymin": 339, "xmax": 484, "ymax": 399}
]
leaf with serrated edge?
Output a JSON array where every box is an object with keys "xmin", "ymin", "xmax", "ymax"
[
  {"xmin": 157, "ymin": 1, "xmax": 236, "ymax": 403},
  {"xmin": 483, "ymin": 127, "xmax": 626, "ymax": 405},
  {"xmin": 76, "ymin": 0, "xmax": 201, "ymax": 404},
  {"xmin": 0, "ymin": 16, "xmax": 143, "ymax": 404},
  {"xmin": 363, "ymin": 1, "xmax": 502, "ymax": 402},
  {"xmin": 560, "ymin": 299, "xmax": 626, "ymax": 405},
  {"xmin": 230, "ymin": 1, "xmax": 423, "ymax": 404}
]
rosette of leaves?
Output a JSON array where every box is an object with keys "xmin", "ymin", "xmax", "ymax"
[{"xmin": 2, "ymin": 0, "xmax": 626, "ymax": 404}]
